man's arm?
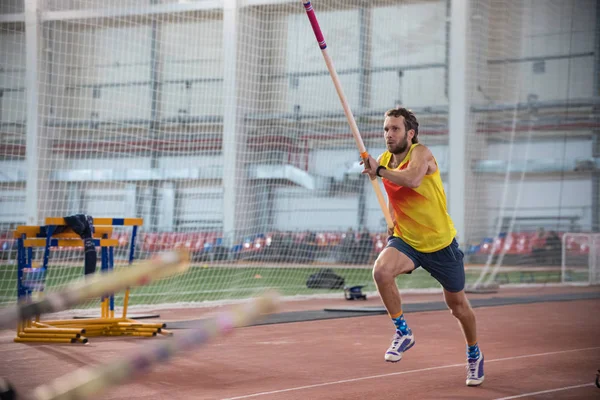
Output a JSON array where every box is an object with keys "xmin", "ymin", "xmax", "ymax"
[
  {"xmin": 387, "ymin": 199, "xmax": 396, "ymax": 235},
  {"xmin": 378, "ymin": 145, "xmax": 432, "ymax": 189},
  {"xmin": 375, "ymin": 154, "xmax": 399, "ymax": 235}
]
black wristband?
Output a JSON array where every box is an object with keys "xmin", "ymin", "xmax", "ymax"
[{"xmin": 376, "ymin": 165, "xmax": 386, "ymax": 177}]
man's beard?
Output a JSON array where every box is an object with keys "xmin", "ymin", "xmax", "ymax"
[{"xmin": 387, "ymin": 133, "xmax": 409, "ymax": 154}]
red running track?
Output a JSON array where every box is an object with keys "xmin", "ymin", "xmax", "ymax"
[{"xmin": 1, "ymin": 293, "xmax": 599, "ymax": 399}]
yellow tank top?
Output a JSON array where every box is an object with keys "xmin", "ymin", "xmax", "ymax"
[{"xmin": 380, "ymin": 143, "xmax": 456, "ymax": 253}]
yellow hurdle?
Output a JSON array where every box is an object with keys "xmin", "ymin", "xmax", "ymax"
[
  {"xmin": 23, "ymin": 238, "xmax": 119, "ymax": 248},
  {"xmin": 17, "ymin": 333, "xmax": 81, "ymax": 339},
  {"xmin": 13, "ymin": 225, "xmax": 114, "ymax": 240},
  {"xmin": 22, "ymin": 327, "xmax": 84, "ymax": 335},
  {"xmin": 14, "ymin": 337, "xmax": 79, "ymax": 344},
  {"xmin": 13, "ymin": 217, "xmax": 174, "ymax": 344},
  {"xmin": 44, "ymin": 217, "xmax": 143, "ymax": 226},
  {"xmin": 103, "ymin": 331, "xmax": 156, "ymax": 337}
]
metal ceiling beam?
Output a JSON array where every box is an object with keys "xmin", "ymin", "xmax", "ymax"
[{"xmin": 0, "ymin": 13, "xmax": 25, "ymax": 23}]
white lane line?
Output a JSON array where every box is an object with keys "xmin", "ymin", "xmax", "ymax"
[
  {"xmin": 493, "ymin": 383, "xmax": 596, "ymax": 399},
  {"xmin": 221, "ymin": 346, "xmax": 600, "ymax": 400}
]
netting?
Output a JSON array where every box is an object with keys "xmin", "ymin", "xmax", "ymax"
[
  {"xmin": 561, "ymin": 233, "xmax": 600, "ymax": 284},
  {"xmin": 0, "ymin": 0, "xmax": 27, "ymax": 305},
  {"xmin": 466, "ymin": 0, "xmax": 599, "ymax": 290},
  {"xmin": 0, "ymin": 0, "xmax": 598, "ymax": 308}
]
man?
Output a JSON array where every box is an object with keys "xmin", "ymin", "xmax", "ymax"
[
  {"xmin": 361, "ymin": 107, "xmax": 484, "ymax": 386},
  {"xmin": 544, "ymin": 230, "xmax": 561, "ymax": 266},
  {"xmin": 531, "ymin": 227, "xmax": 548, "ymax": 265}
]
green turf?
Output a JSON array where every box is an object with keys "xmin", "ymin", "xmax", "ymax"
[{"xmin": 0, "ymin": 263, "xmax": 590, "ymax": 308}]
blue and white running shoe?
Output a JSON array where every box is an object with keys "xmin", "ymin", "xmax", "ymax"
[
  {"xmin": 384, "ymin": 329, "xmax": 415, "ymax": 362},
  {"xmin": 466, "ymin": 353, "xmax": 485, "ymax": 386}
]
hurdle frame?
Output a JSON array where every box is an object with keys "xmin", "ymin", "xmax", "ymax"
[{"xmin": 14, "ymin": 217, "xmax": 169, "ymax": 344}]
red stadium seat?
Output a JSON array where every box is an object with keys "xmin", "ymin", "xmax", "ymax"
[
  {"xmin": 371, "ymin": 233, "xmax": 385, "ymax": 253},
  {"xmin": 479, "ymin": 241, "xmax": 492, "ymax": 254},
  {"xmin": 193, "ymin": 235, "xmax": 206, "ymax": 252},
  {"xmin": 515, "ymin": 233, "xmax": 530, "ymax": 254},
  {"xmin": 155, "ymin": 232, "xmax": 170, "ymax": 251},
  {"xmin": 565, "ymin": 235, "xmax": 578, "ymax": 253},
  {"xmin": 172, "ymin": 233, "xmax": 187, "ymax": 249},
  {"xmin": 326, "ymin": 232, "xmax": 342, "ymax": 247},
  {"xmin": 493, "ymin": 237, "xmax": 505, "ymax": 254},
  {"xmin": 502, "ymin": 234, "xmax": 518, "ymax": 255},
  {"xmin": 316, "ymin": 233, "xmax": 327, "ymax": 247},
  {"xmin": 142, "ymin": 233, "xmax": 158, "ymax": 252},
  {"xmin": 294, "ymin": 232, "xmax": 306, "ymax": 243},
  {"xmin": 479, "ymin": 237, "xmax": 503, "ymax": 255},
  {"xmin": 205, "ymin": 232, "xmax": 218, "ymax": 245},
  {"xmin": 579, "ymin": 242, "xmax": 590, "ymax": 255},
  {"xmin": 183, "ymin": 233, "xmax": 199, "ymax": 250},
  {"xmin": 265, "ymin": 233, "xmax": 274, "ymax": 247},
  {"xmin": 118, "ymin": 232, "xmax": 129, "ymax": 247},
  {"xmin": 254, "ymin": 237, "xmax": 266, "ymax": 250}
]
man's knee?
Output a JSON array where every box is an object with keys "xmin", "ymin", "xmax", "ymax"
[
  {"xmin": 448, "ymin": 298, "xmax": 472, "ymax": 320},
  {"xmin": 372, "ymin": 262, "xmax": 391, "ymax": 285},
  {"xmin": 372, "ymin": 254, "xmax": 412, "ymax": 284}
]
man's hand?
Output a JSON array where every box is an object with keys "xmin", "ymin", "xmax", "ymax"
[{"xmin": 360, "ymin": 154, "xmax": 380, "ymax": 180}]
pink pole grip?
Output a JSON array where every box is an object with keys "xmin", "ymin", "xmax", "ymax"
[{"xmin": 303, "ymin": 2, "xmax": 327, "ymax": 49}]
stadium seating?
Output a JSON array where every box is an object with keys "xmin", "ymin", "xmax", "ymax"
[{"xmin": 3, "ymin": 228, "xmax": 593, "ymax": 265}]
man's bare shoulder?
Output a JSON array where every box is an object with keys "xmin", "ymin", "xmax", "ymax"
[
  {"xmin": 411, "ymin": 144, "xmax": 434, "ymax": 159},
  {"xmin": 411, "ymin": 144, "xmax": 437, "ymax": 174},
  {"xmin": 376, "ymin": 151, "xmax": 389, "ymax": 164}
]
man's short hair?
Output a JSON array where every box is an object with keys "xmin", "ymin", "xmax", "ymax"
[{"xmin": 385, "ymin": 107, "xmax": 419, "ymax": 144}]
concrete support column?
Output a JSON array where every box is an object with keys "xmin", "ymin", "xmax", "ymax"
[
  {"xmin": 149, "ymin": 0, "xmax": 164, "ymax": 231},
  {"xmin": 592, "ymin": 0, "xmax": 600, "ymax": 232},
  {"xmin": 24, "ymin": 0, "xmax": 51, "ymax": 225},
  {"xmin": 222, "ymin": 0, "xmax": 239, "ymax": 246},
  {"xmin": 448, "ymin": 0, "xmax": 469, "ymax": 245},
  {"xmin": 463, "ymin": 0, "xmax": 526, "ymax": 245},
  {"xmin": 357, "ymin": 4, "xmax": 372, "ymax": 230}
]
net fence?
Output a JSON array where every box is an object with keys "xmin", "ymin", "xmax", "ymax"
[{"xmin": 0, "ymin": 0, "xmax": 597, "ymax": 307}]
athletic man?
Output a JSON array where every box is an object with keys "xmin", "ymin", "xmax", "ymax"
[{"xmin": 361, "ymin": 107, "xmax": 484, "ymax": 386}]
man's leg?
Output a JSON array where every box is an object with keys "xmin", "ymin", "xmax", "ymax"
[
  {"xmin": 443, "ymin": 289, "xmax": 477, "ymax": 346},
  {"xmin": 444, "ymin": 289, "xmax": 484, "ymax": 386},
  {"xmin": 373, "ymin": 244, "xmax": 417, "ymax": 362},
  {"xmin": 420, "ymin": 239, "xmax": 484, "ymax": 386},
  {"xmin": 372, "ymin": 247, "xmax": 415, "ymax": 315}
]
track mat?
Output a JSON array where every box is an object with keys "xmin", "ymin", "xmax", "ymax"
[{"xmin": 166, "ymin": 290, "xmax": 600, "ymax": 328}]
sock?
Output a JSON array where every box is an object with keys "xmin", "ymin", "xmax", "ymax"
[
  {"xmin": 390, "ymin": 311, "xmax": 410, "ymax": 335},
  {"xmin": 467, "ymin": 342, "xmax": 480, "ymax": 359}
]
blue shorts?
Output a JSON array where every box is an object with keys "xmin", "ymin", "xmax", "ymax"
[{"xmin": 386, "ymin": 236, "xmax": 465, "ymax": 293}]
